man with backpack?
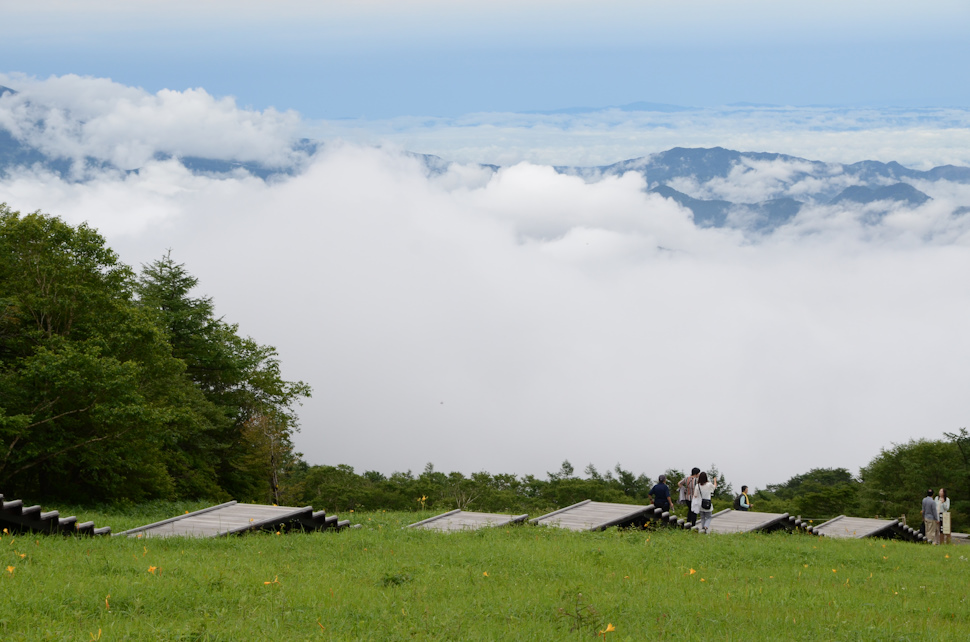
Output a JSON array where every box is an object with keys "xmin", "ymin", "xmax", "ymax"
[{"xmin": 734, "ymin": 485, "xmax": 752, "ymax": 511}]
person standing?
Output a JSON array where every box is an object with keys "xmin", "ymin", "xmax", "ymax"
[
  {"xmin": 936, "ymin": 488, "xmax": 951, "ymax": 545},
  {"xmin": 921, "ymin": 488, "xmax": 940, "ymax": 544},
  {"xmin": 694, "ymin": 471, "xmax": 718, "ymax": 534},
  {"xmin": 679, "ymin": 467, "xmax": 701, "ymax": 526},
  {"xmin": 649, "ymin": 474, "xmax": 674, "ymax": 512},
  {"xmin": 738, "ymin": 485, "xmax": 752, "ymax": 511}
]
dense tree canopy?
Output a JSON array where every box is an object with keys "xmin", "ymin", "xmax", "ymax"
[
  {"xmin": 0, "ymin": 205, "xmax": 310, "ymax": 503},
  {"xmin": 859, "ymin": 435, "xmax": 968, "ymax": 530},
  {"xmin": 762, "ymin": 467, "xmax": 860, "ymax": 518}
]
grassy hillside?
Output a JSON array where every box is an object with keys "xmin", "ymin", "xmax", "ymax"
[{"xmin": 2, "ymin": 508, "xmax": 966, "ymax": 640}]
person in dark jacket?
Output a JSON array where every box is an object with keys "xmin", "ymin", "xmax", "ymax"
[{"xmin": 649, "ymin": 474, "xmax": 674, "ymax": 512}]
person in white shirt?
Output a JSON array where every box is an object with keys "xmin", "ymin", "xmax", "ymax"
[
  {"xmin": 936, "ymin": 488, "xmax": 951, "ymax": 545},
  {"xmin": 694, "ymin": 471, "xmax": 718, "ymax": 534}
]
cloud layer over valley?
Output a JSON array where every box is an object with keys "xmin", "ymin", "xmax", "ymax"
[{"xmin": 3, "ymin": 75, "xmax": 970, "ymax": 488}]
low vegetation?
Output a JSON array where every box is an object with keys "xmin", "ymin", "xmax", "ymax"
[{"xmin": 2, "ymin": 508, "xmax": 966, "ymax": 640}]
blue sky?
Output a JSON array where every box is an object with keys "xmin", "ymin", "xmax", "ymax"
[{"xmin": 3, "ymin": 0, "xmax": 969, "ymax": 118}]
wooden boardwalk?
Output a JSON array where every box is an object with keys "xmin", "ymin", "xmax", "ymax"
[
  {"xmin": 809, "ymin": 515, "xmax": 924, "ymax": 542},
  {"xmin": 408, "ymin": 510, "xmax": 529, "ymax": 532},
  {"xmin": 0, "ymin": 493, "xmax": 110, "ymax": 536},
  {"xmin": 115, "ymin": 501, "xmax": 350, "ymax": 538},
  {"xmin": 530, "ymin": 500, "xmax": 655, "ymax": 531},
  {"xmin": 697, "ymin": 509, "xmax": 793, "ymax": 534}
]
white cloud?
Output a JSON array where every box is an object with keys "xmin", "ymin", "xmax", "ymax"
[
  {"xmin": 0, "ymin": 73, "xmax": 304, "ymax": 172},
  {"xmin": 312, "ymin": 107, "xmax": 970, "ymax": 169},
  {"xmin": 3, "ymin": 75, "xmax": 970, "ymax": 488},
  {"xmin": 4, "ymin": 141, "xmax": 970, "ymax": 489}
]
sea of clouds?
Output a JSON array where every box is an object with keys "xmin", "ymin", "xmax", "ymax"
[{"xmin": 3, "ymin": 74, "xmax": 970, "ymax": 488}]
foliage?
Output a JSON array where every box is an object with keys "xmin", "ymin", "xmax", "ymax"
[
  {"xmin": 859, "ymin": 438, "xmax": 967, "ymax": 531},
  {"xmin": 285, "ymin": 460, "xmax": 750, "ymax": 516},
  {"xmin": 136, "ymin": 250, "xmax": 311, "ymax": 503},
  {"xmin": 0, "ymin": 206, "xmax": 309, "ymax": 503},
  {"xmin": 0, "ymin": 206, "xmax": 188, "ymax": 500},
  {"xmin": 758, "ymin": 468, "xmax": 861, "ymax": 520}
]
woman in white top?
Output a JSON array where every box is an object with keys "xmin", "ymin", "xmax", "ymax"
[
  {"xmin": 936, "ymin": 488, "xmax": 951, "ymax": 545},
  {"xmin": 694, "ymin": 471, "xmax": 718, "ymax": 534}
]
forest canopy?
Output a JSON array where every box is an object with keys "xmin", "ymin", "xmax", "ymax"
[{"xmin": 0, "ymin": 205, "xmax": 310, "ymax": 503}]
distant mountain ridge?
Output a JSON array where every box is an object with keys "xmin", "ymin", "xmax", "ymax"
[
  {"xmin": 551, "ymin": 146, "xmax": 968, "ymax": 231},
  {"xmin": 1, "ymin": 103, "xmax": 968, "ymax": 232}
]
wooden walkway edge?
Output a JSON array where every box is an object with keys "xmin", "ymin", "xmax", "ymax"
[
  {"xmin": 408, "ymin": 510, "xmax": 529, "ymax": 531},
  {"xmin": 114, "ymin": 502, "xmax": 352, "ymax": 538},
  {"xmin": 808, "ymin": 515, "xmax": 924, "ymax": 542},
  {"xmin": 531, "ymin": 500, "xmax": 655, "ymax": 531}
]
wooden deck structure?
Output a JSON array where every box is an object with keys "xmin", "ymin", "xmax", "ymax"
[
  {"xmin": 530, "ymin": 500, "xmax": 656, "ymax": 531},
  {"xmin": 408, "ymin": 510, "xmax": 529, "ymax": 532},
  {"xmin": 808, "ymin": 515, "xmax": 924, "ymax": 542},
  {"xmin": 114, "ymin": 501, "xmax": 350, "ymax": 538},
  {"xmin": 0, "ymin": 493, "xmax": 111, "ymax": 536},
  {"xmin": 695, "ymin": 509, "xmax": 793, "ymax": 534}
]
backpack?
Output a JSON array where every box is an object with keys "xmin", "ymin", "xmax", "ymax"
[{"xmin": 733, "ymin": 493, "xmax": 742, "ymax": 510}]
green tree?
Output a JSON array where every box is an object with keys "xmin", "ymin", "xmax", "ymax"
[
  {"xmin": 136, "ymin": 251, "xmax": 311, "ymax": 502},
  {"xmin": 0, "ymin": 206, "xmax": 202, "ymax": 501},
  {"xmin": 765, "ymin": 467, "xmax": 860, "ymax": 519},
  {"xmin": 860, "ymin": 439, "xmax": 964, "ymax": 529}
]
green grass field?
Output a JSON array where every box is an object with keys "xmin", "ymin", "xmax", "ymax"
[{"xmin": 2, "ymin": 506, "xmax": 966, "ymax": 640}]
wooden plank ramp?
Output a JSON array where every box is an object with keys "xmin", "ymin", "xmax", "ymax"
[
  {"xmin": 809, "ymin": 515, "xmax": 924, "ymax": 542},
  {"xmin": 530, "ymin": 500, "xmax": 654, "ymax": 531},
  {"xmin": 0, "ymin": 493, "xmax": 110, "ymax": 536},
  {"xmin": 408, "ymin": 510, "xmax": 529, "ymax": 532},
  {"xmin": 114, "ymin": 501, "xmax": 351, "ymax": 538},
  {"xmin": 697, "ymin": 509, "xmax": 792, "ymax": 534}
]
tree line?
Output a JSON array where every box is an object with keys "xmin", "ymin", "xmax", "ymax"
[
  {"xmin": 0, "ymin": 205, "xmax": 309, "ymax": 504},
  {"xmin": 2, "ymin": 206, "xmax": 965, "ymax": 533},
  {"xmin": 280, "ymin": 434, "xmax": 968, "ymax": 532}
]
